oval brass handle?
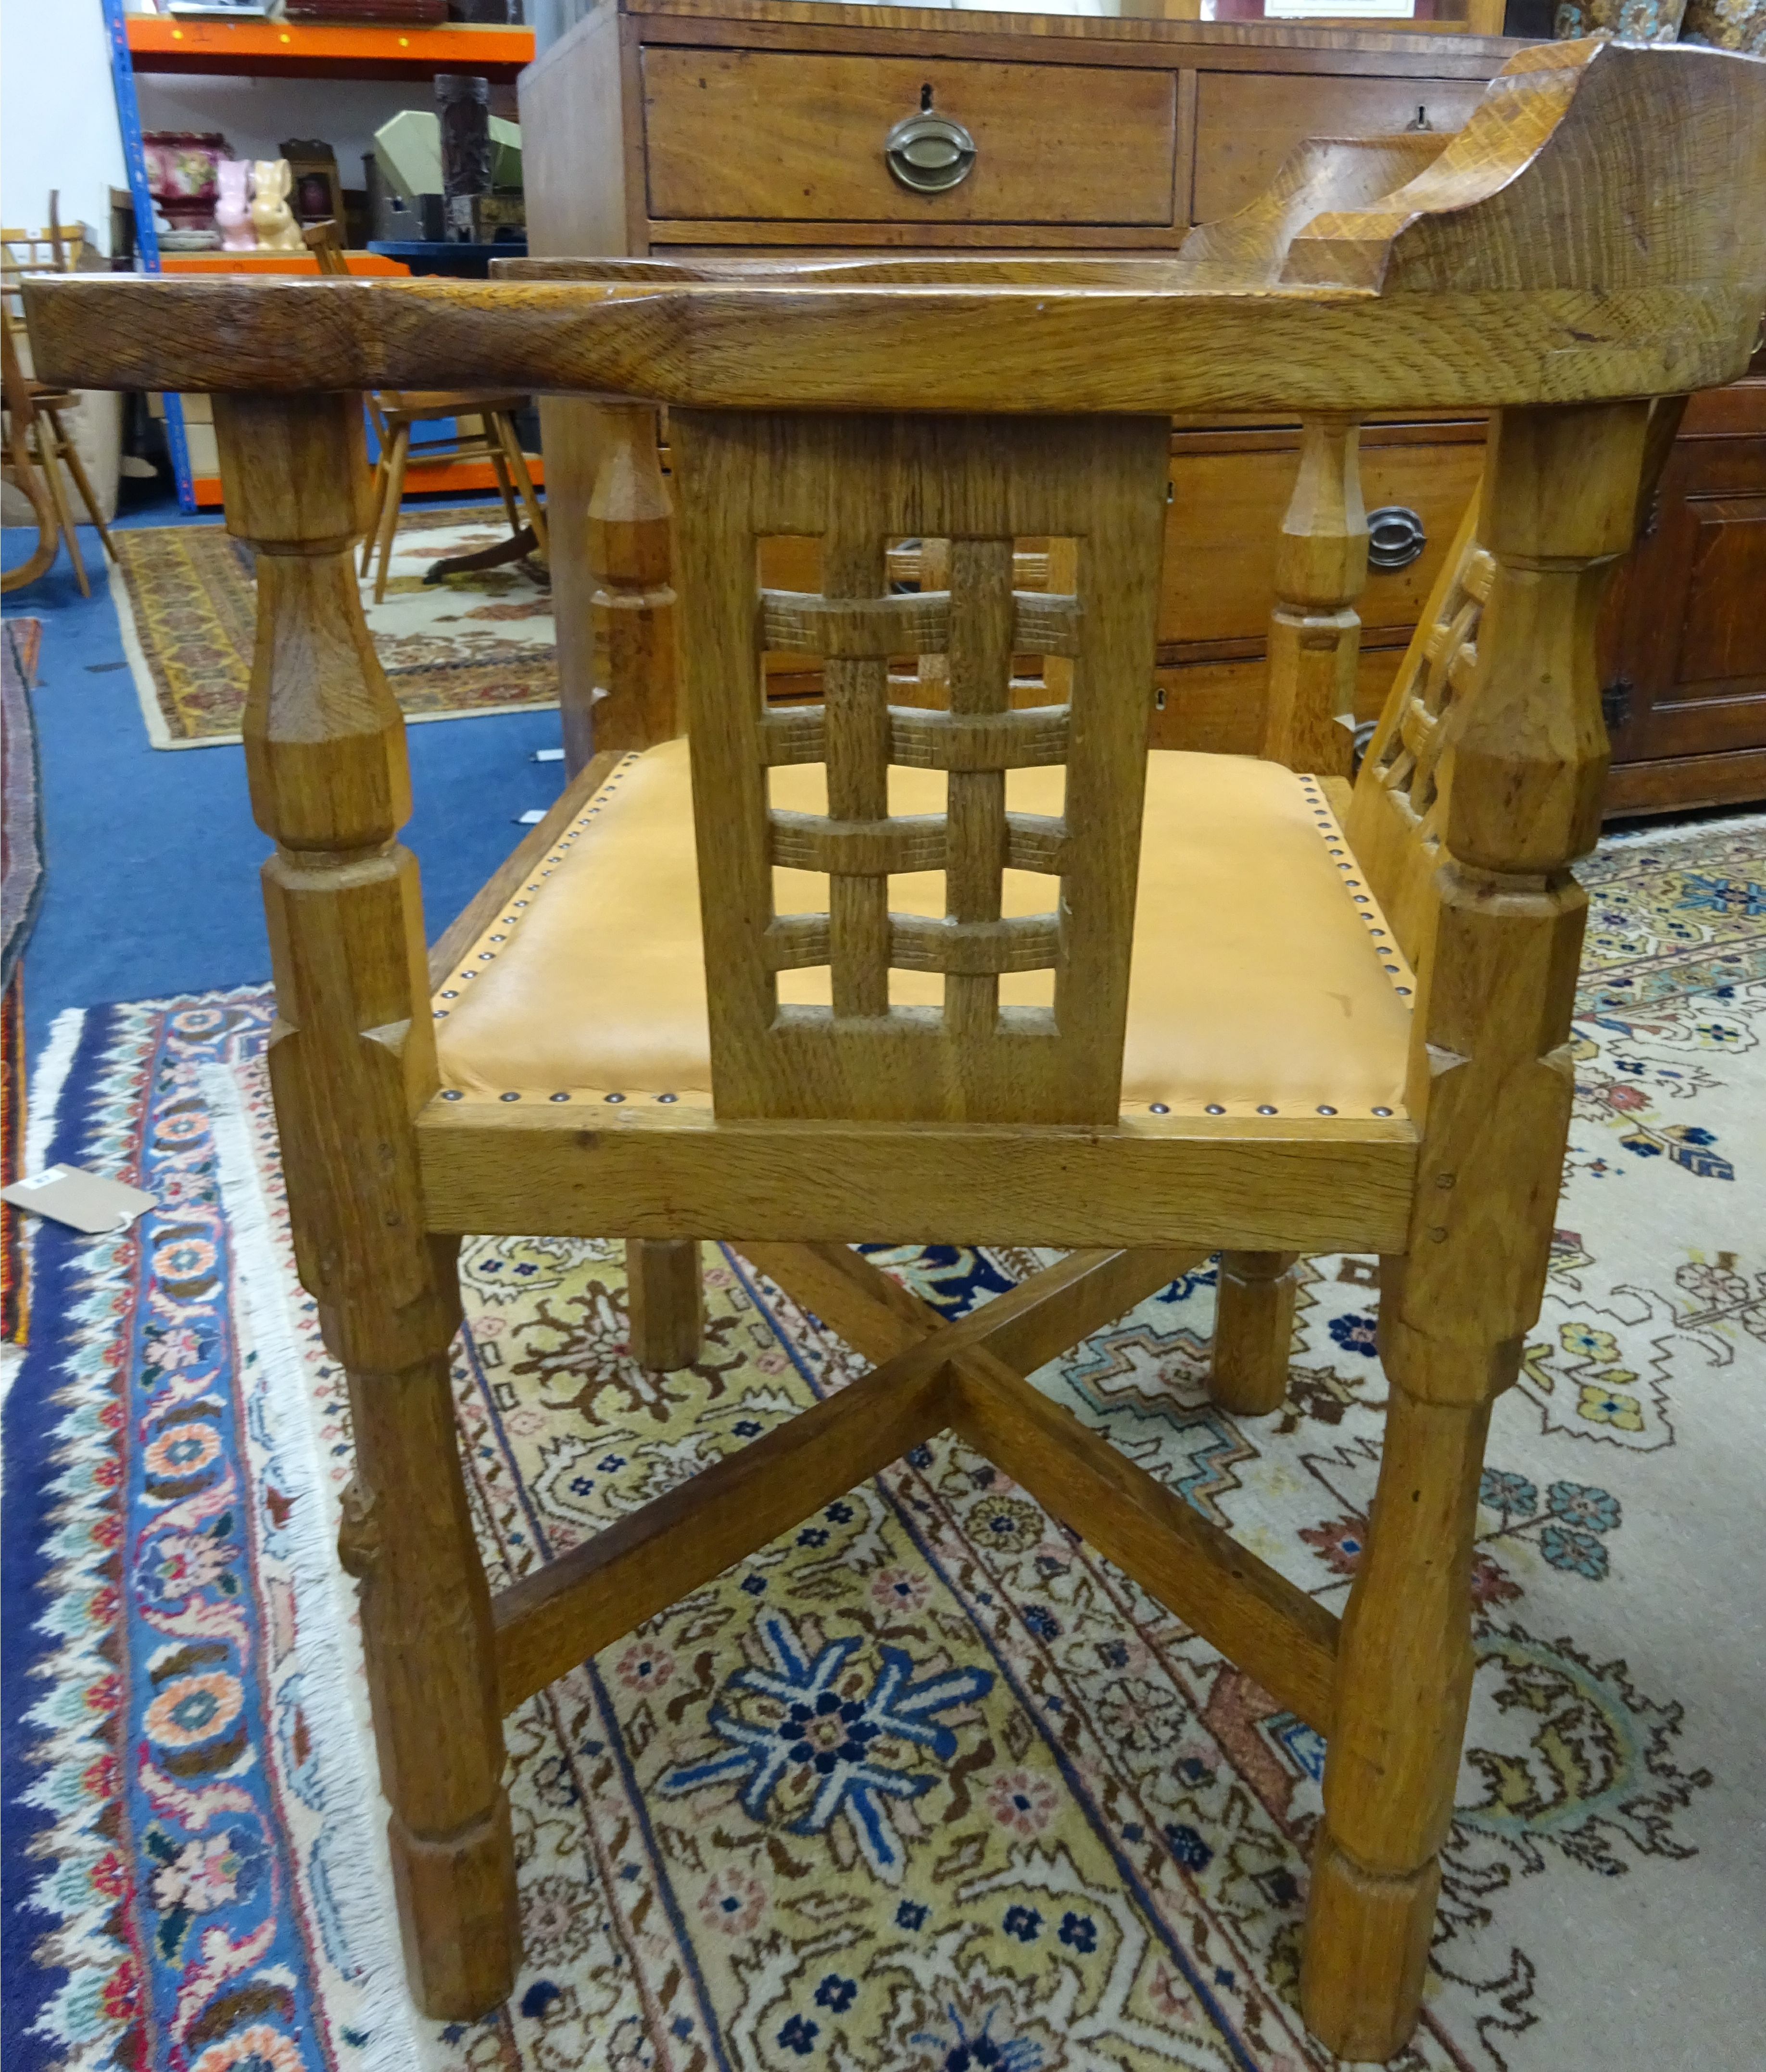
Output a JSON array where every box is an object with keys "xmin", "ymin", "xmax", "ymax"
[
  {"xmin": 885, "ymin": 111, "xmax": 976, "ymax": 195},
  {"xmin": 1367, "ymin": 505, "xmax": 1427, "ymax": 571}
]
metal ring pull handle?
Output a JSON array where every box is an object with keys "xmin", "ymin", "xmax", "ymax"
[
  {"xmin": 1366, "ymin": 505, "xmax": 1427, "ymax": 571},
  {"xmin": 885, "ymin": 110, "xmax": 976, "ymax": 195}
]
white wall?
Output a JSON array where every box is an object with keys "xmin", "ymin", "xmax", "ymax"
[{"xmin": 0, "ymin": 0, "xmax": 128, "ymax": 252}]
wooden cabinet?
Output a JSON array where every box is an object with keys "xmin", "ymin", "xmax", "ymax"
[
  {"xmin": 1601, "ymin": 370, "xmax": 1766, "ymax": 815},
  {"xmin": 522, "ymin": 0, "xmax": 1766, "ymax": 813},
  {"xmin": 1154, "ymin": 414, "xmax": 1486, "ymax": 754}
]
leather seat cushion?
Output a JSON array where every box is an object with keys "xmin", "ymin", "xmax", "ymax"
[{"xmin": 434, "ymin": 739, "xmax": 1414, "ymax": 1118}]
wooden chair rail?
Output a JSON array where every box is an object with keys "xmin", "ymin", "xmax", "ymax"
[
  {"xmin": 414, "ymin": 1105, "xmax": 1421, "ymax": 1254},
  {"xmin": 491, "ymin": 1240, "xmax": 1338, "ymax": 1733},
  {"xmin": 492, "ymin": 1242, "xmax": 1209, "ymax": 1708},
  {"xmin": 745, "ymin": 1242, "xmax": 1340, "ymax": 1732},
  {"xmin": 27, "ymin": 38, "xmax": 1766, "ymax": 413}
]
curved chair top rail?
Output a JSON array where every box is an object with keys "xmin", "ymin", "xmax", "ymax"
[{"xmin": 25, "ymin": 38, "xmax": 1766, "ymax": 417}]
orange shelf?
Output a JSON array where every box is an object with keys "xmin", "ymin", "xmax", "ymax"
[
  {"xmin": 189, "ymin": 455, "xmax": 546, "ymax": 510},
  {"xmin": 161, "ymin": 251, "xmax": 414, "ymax": 275},
  {"xmin": 126, "ymin": 16, "xmax": 533, "ymax": 81}
]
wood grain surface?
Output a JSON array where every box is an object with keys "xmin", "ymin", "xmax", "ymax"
[{"xmin": 28, "ymin": 42, "xmax": 1766, "ymax": 414}]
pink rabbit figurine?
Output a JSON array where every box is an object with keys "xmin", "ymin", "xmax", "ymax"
[{"xmin": 214, "ymin": 159, "xmax": 256, "ymax": 252}]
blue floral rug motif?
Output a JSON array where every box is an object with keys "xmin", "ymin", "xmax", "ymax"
[{"xmin": 3, "ymin": 813, "xmax": 1763, "ymax": 2072}]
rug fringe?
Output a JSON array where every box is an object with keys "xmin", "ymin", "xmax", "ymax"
[
  {"xmin": 1, "ymin": 1007, "xmax": 87, "ymax": 1418},
  {"xmin": 200, "ymin": 1062, "xmax": 433, "ymax": 2072},
  {"xmin": 26, "ymin": 1005, "xmax": 86, "ymax": 1175}
]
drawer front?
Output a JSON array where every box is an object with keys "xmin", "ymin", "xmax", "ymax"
[
  {"xmin": 1152, "ymin": 645, "xmax": 1402, "ymax": 758},
  {"xmin": 1161, "ymin": 436, "xmax": 1486, "ymax": 649},
  {"xmin": 1192, "ymin": 71, "xmax": 1488, "ymax": 223},
  {"xmin": 643, "ymin": 48, "xmax": 1177, "ymax": 225}
]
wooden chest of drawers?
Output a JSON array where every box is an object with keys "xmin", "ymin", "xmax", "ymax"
[
  {"xmin": 522, "ymin": 0, "xmax": 1765, "ymax": 813},
  {"xmin": 526, "ymin": 0, "xmax": 1515, "ymax": 254}
]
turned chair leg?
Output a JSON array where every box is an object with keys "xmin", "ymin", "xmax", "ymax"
[
  {"xmin": 1300, "ymin": 400, "xmax": 1653, "ymax": 2058},
  {"xmin": 361, "ymin": 454, "xmax": 389, "ymax": 576},
  {"xmin": 216, "ymin": 389, "xmax": 520, "ymax": 2018},
  {"xmin": 35, "ymin": 418, "xmax": 89, "ymax": 597},
  {"xmin": 340, "ymin": 1307, "xmax": 521, "ymax": 2018},
  {"xmin": 1207, "ymin": 1249, "xmax": 1299, "ymax": 1415},
  {"xmin": 495, "ymin": 410, "xmax": 549, "ymax": 559},
  {"xmin": 483, "ymin": 419, "xmax": 521, "ymax": 534},
  {"xmin": 626, "ymin": 1238, "xmax": 704, "ymax": 1371},
  {"xmin": 1300, "ymin": 1374, "xmax": 1489, "ymax": 2058},
  {"xmin": 44, "ymin": 404, "xmax": 118, "ymax": 563},
  {"xmin": 370, "ymin": 423, "xmax": 410, "ymax": 602}
]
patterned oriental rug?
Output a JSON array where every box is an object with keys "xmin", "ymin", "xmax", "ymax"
[
  {"xmin": 110, "ymin": 505, "xmax": 557, "ymax": 748},
  {"xmin": 5, "ymin": 816, "xmax": 1763, "ymax": 2072}
]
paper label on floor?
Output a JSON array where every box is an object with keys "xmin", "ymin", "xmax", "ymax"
[{"xmin": 1, "ymin": 1164, "xmax": 158, "ymax": 1235}]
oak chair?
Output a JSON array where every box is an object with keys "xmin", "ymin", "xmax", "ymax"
[
  {"xmin": 302, "ymin": 221, "xmax": 549, "ymax": 600},
  {"xmin": 28, "ymin": 36, "xmax": 1766, "ymax": 2064}
]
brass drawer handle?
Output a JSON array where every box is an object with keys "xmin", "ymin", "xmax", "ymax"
[
  {"xmin": 1367, "ymin": 505, "xmax": 1427, "ymax": 571},
  {"xmin": 886, "ymin": 108, "xmax": 976, "ymax": 195}
]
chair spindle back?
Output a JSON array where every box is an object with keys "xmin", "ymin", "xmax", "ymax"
[{"xmin": 670, "ymin": 409, "xmax": 1171, "ymax": 1124}]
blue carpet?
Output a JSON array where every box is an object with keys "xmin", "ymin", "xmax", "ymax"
[{"xmin": 4, "ymin": 496, "xmax": 564, "ymax": 1067}]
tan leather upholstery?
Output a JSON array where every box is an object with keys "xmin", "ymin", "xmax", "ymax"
[{"xmin": 434, "ymin": 741, "xmax": 1414, "ymax": 1117}]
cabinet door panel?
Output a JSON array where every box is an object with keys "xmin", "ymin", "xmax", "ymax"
[
  {"xmin": 1675, "ymin": 497, "xmax": 1766, "ymax": 689},
  {"xmin": 1603, "ymin": 427, "xmax": 1766, "ymax": 772}
]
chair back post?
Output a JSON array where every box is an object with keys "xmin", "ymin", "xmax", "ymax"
[
  {"xmin": 211, "ymin": 384, "xmax": 444, "ymax": 1354},
  {"xmin": 1301, "ymin": 394, "xmax": 1652, "ymax": 2050},
  {"xmin": 1262, "ymin": 410, "xmax": 1368, "ymax": 774},
  {"xmin": 209, "ymin": 388, "xmax": 519, "ymax": 2013},
  {"xmin": 301, "ymin": 219, "xmax": 350, "ymax": 275},
  {"xmin": 583, "ymin": 402, "xmax": 679, "ymax": 752}
]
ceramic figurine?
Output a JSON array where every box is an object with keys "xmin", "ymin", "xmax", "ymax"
[
  {"xmin": 249, "ymin": 159, "xmax": 305, "ymax": 253},
  {"xmin": 214, "ymin": 159, "xmax": 256, "ymax": 252},
  {"xmin": 143, "ymin": 129, "xmax": 227, "ymax": 245}
]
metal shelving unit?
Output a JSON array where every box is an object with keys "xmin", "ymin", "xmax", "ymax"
[{"xmin": 103, "ymin": 4, "xmax": 536, "ymax": 510}]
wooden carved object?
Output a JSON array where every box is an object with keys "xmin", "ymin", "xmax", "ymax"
[
  {"xmin": 1301, "ymin": 400, "xmax": 1652, "ymax": 2059},
  {"xmin": 1208, "ymin": 1250, "xmax": 1301, "ymax": 1415},
  {"xmin": 1262, "ymin": 412, "xmax": 1368, "ymax": 775},
  {"xmin": 585, "ymin": 403, "xmax": 679, "ymax": 753},
  {"xmin": 212, "ymin": 392, "xmax": 517, "ymax": 2018},
  {"xmin": 671, "ymin": 408, "xmax": 1169, "ymax": 1125}
]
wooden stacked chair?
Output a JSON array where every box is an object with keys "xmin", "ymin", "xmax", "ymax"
[
  {"xmin": 29, "ymin": 36, "xmax": 1766, "ymax": 2062},
  {"xmin": 2, "ymin": 204, "xmax": 117, "ymax": 597}
]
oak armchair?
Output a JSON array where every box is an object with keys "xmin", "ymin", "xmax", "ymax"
[{"xmin": 27, "ymin": 35, "xmax": 1766, "ymax": 2065}]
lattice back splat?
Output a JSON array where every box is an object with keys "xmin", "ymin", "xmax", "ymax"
[{"xmin": 670, "ymin": 411, "xmax": 1171, "ymax": 1123}]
